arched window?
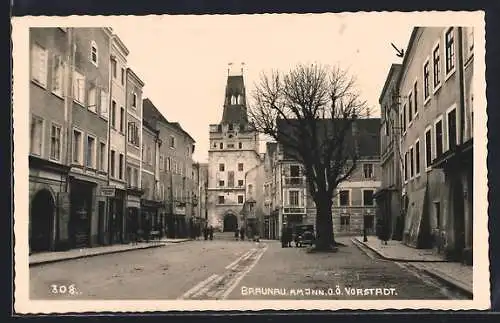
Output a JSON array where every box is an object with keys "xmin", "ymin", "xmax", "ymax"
[
  {"xmin": 231, "ymin": 95, "xmax": 237, "ymax": 105},
  {"xmin": 90, "ymin": 41, "xmax": 98, "ymax": 66},
  {"xmin": 228, "ymin": 124, "xmax": 233, "ymax": 131},
  {"xmin": 220, "ymin": 142, "xmax": 223, "ymax": 149},
  {"xmin": 237, "ymin": 94, "xmax": 243, "ymax": 105}
]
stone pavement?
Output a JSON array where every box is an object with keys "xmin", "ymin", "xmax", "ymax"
[
  {"xmin": 353, "ymin": 236, "xmax": 473, "ymax": 296},
  {"xmin": 29, "ymin": 238, "xmax": 191, "ymax": 266}
]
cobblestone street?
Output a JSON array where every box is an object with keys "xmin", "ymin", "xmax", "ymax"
[{"xmin": 30, "ymin": 238, "xmax": 470, "ymax": 300}]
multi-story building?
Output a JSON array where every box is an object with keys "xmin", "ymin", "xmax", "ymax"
[
  {"xmin": 106, "ymin": 33, "xmax": 129, "ymax": 244},
  {"xmin": 140, "ymin": 118, "xmax": 163, "ymax": 235},
  {"xmin": 195, "ymin": 163, "xmax": 209, "ymax": 227},
  {"xmin": 274, "ymin": 118, "xmax": 381, "ymax": 238},
  {"xmin": 142, "ymin": 98, "xmax": 196, "ymax": 238},
  {"xmin": 29, "ymin": 27, "xmax": 115, "ymax": 252},
  {"xmin": 263, "ymin": 142, "xmax": 279, "ymax": 240},
  {"xmin": 374, "ymin": 63, "xmax": 404, "ymax": 241},
  {"xmin": 124, "ymin": 67, "xmax": 145, "ymax": 240},
  {"xmin": 207, "ymin": 66, "xmax": 263, "ymax": 232},
  {"xmin": 397, "ymin": 27, "xmax": 473, "ymax": 264},
  {"xmin": 29, "ymin": 27, "xmax": 74, "ymax": 252},
  {"xmin": 241, "ymin": 157, "xmax": 266, "ymax": 238}
]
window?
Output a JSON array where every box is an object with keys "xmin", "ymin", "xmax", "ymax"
[
  {"xmin": 31, "ymin": 43, "xmax": 48, "ymax": 87},
  {"xmin": 445, "ymin": 28, "xmax": 455, "ymax": 75},
  {"xmin": 447, "ymin": 107, "xmax": 458, "ymax": 150},
  {"xmin": 73, "ymin": 129, "xmax": 83, "ymax": 164},
  {"xmin": 73, "ymin": 71, "xmax": 86, "ymax": 104},
  {"xmin": 218, "ymin": 196, "xmax": 225, "ymax": 204},
  {"xmin": 408, "ymin": 93, "xmax": 413, "ymax": 122},
  {"xmin": 433, "ymin": 44, "xmax": 441, "ymax": 88},
  {"xmin": 110, "ymin": 150, "xmax": 115, "ymax": 177},
  {"xmin": 237, "ymin": 163, "xmax": 244, "ymax": 171},
  {"xmin": 289, "ymin": 190, "xmax": 299, "ymax": 206},
  {"xmin": 435, "ymin": 119, "xmax": 443, "ymax": 158},
  {"xmin": 402, "ymin": 104, "xmax": 407, "ymax": 132},
  {"xmin": 119, "ymin": 153, "xmax": 124, "ymax": 180},
  {"xmin": 238, "ymin": 142, "xmax": 242, "ymax": 149},
  {"xmin": 423, "ymin": 60, "xmax": 430, "ymax": 101},
  {"xmin": 111, "ymin": 100, "xmax": 116, "ymax": 128},
  {"xmin": 86, "ymin": 136, "xmax": 96, "ymax": 168},
  {"xmin": 219, "ymin": 180, "xmax": 225, "ymax": 187},
  {"xmin": 220, "ymin": 142, "xmax": 224, "ymax": 149},
  {"xmin": 119, "ymin": 107, "xmax": 125, "ymax": 132},
  {"xmin": 88, "ymin": 84, "xmax": 97, "ymax": 113},
  {"xmin": 166, "ymin": 157, "xmax": 171, "ymax": 171},
  {"xmin": 248, "ymin": 184, "xmax": 253, "ymax": 196},
  {"xmin": 290, "ymin": 165, "xmax": 300, "ymax": 177},
  {"xmin": 404, "ymin": 152, "xmax": 408, "ymax": 182},
  {"xmin": 100, "ymin": 91, "xmax": 109, "ymax": 119},
  {"xmin": 99, "ymin": 142, "xmax": 106, "ymax": 171},
  {"xmin": 238, "ymin": 180, "xmax": 244, "ymax": 187},
  {"xmin": 170, "ymin": 136, "xmax": 175, "ymax": 148},
  {"xmin": 159, "ymin": 155, "xmax": 164, "ymax": 171},
  {"xmin": 228, "ymin": 171, "xmax": 235, "ymax": 187},
  {"xmin": 363, "ymin": 190, "xmax": 374, "ymax": 206},
  {"xmin": 415, "ymin": 140, "xmax": 421, "ymax": 176},
  {"xmin": 229, "ymin": 124, "xmax": 234, "ymax": 131},
  {"xmin": 30, "ymin": 115, "xmax": 43, "ymax": 156},
  {"xmin": 219, "ymin": 163, "xmax": 225, "ymax": 172},
  {"xmin": 111, "ymin": 59, "xmax": 117, "ymax": 78},
  {"xmin": 90, "ymin": 41, "xmax": 98, "ymax": 66},
  {"xmin": 132, "ymin": 93, "xmax": 137, "ymax": 108},
  {"xmin": 126, "ymin": 166, "xmax": 132, "ymax": 185},
  {"xmin": 133, "ymin": 168, "xmax": 139, "ymax": 188},
  {"xmin": 410, "ymin": 146, "xmax": 414, "ymax": 178},
  {"xmin": 339, "ymin": 190, "xmax": 350, "ymax": 206},
  {"xmin": 425, "ymin": 127, "xmax": 432, "ymax": 169},
  {"xmin": 413, "ymin": 81, "xmax": 418, "ymax": 115},
  {"xmin": 363, "ymin": 164, "xmax": 373, "ymax": 179},
  {"xmin": 127, "ymin": 122, "xmax": 139, "ymax": 146},
  {"xmin": 238, "ymin": 195, "xmax": 244, "ymax": 204},
  {"xmin": 49, "ymin": 124, "xmax": 61, "ymax": 161},
  {"xmin": 121, "ymin": 68, "xmax": 125, "ymax": 85},
  {"xmin": 51, "ymin": 54, "xmax": 64, "ymax": 96}
]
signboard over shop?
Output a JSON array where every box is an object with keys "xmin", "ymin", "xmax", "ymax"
[{"xmin": 101, "ymin": 186, "xmax": 116, "ymax": 197}]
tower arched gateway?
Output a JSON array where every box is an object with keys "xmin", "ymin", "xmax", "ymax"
[
  {"xmin": 207, "ymin": 64, "xmax": 263, "ymax": 231},
  {"xmin": 223, "ymin": 212, "xmax": 238, "ymax": 232}
]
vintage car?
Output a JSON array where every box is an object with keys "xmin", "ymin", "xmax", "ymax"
[{"xmin": 293, "ymin": 224, "xmax": 315, "ymax": 247}]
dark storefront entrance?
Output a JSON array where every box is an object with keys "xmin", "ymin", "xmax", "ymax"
[
  {"xmin": 108, "ymin": 189, "xmax": 126, "ymax": 245},
  {"xmin": 166, "ymin": 215, "xmax": 187, "ymax": 238},
  {"xmin": 30, "ymin": 189, "xmax": 55, "ymax": 252},
  {"xmin": 70, "ymin": 179, "xmax": 94, "ymax": 248}
]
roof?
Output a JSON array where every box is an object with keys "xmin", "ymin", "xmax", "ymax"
[
  {"xmin": 395, "ymin": 27, "xmax": 420, "ymax": 89},
  {"xmin": 277, "ymin": 118, "xmax": 381, "ymax": 161},
  {"xmin": 221, "ymin": 74, "xmax": 248, "ymax": 124},
  {"xmin": 111, "ymin": 33, "xmax": 130, "ymax": 56},
  {"xmin": 142, "ymin": 98, "xmax": 195, "ymax": 143},
  {"xmin": 378, "ymin": 64, "xmax": 402, "ymax": 104},
  {"xmin": 222, "ymin": 106, "xmax": 248, "ymax": 124},
  {"xmin": 126, "ymin": 67, "xmax": 145, "ymax": 87}
]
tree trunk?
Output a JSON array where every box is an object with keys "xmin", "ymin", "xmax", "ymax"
[{"xmin": 314, "ymin": 193, "xmax": 336, "ymax": 251}]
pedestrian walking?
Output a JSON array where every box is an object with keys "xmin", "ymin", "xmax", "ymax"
[
  {"xmin": 203, "ymin": 225, "xmax": 208, "ymax": 240},
  {"xmin": 234, "ymin": 229, "xmax": 239, "ymax": 241}
]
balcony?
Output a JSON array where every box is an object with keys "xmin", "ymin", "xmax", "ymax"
[
  {"xmin": 283, "ymin": 176, "xmax": 305, "ymax": 186},
  {"xmin": 282, "ymin": 205, "xmax": 306, "ymax": 214}
]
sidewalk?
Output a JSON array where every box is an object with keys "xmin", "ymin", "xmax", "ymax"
[
  {"xmin": 352, "ymin": 236, "xmax": 473, "ymax": 296},
  {"xmin": 29, "ymin": 238, "xmax": 191, "ymax": 266}
]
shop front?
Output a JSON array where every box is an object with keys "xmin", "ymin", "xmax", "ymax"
[
  {"xmin": 69, "ymin": 177, "xmax": 96, "ymax": 249},
  {"xmin": 167, "ymin": 202, "xmax": 187, "ymax": 238},
  {"xmin": 108, "ymin": 188, "xmax": 126, "ymax": 245},
  {"xmin": 126, "ymin": 189, "xmax": 142, "ymax": 243},
  {"xmin": 140, "ymin": 199, "xmax": 163, "ymax": 237}
]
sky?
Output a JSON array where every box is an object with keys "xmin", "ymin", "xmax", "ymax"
[{"xmin": 110, "ymin": 14, "xmax": 411, "ymax": 163}]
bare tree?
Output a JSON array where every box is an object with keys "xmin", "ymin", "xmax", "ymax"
[{"xmin": 248, "ymin": 63, "xmax": 368, "ymax": 251}]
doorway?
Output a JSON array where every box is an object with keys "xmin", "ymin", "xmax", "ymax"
[
  {"xmin": 223, "ymin": 213, "xmax": 238, "ymax": 232},
  {"xmin": 30, "ymin": 189, "xmax": 55, "ymax": 252}
]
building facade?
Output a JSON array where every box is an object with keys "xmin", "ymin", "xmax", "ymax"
[
  {"xmin": 274, "ymin": 119, "xmax": 381, "ymax": 239},
  {"xmin": 207, "ymin": 67, "xmax": 263, "ymax": 232},
  {"xmin": 374, "ymin": 63, "xmax": 404, "ymax": 241},
  {"xmin": 397, "ymin": 27, "xmax": 474, "ymax": 264},
  {"xmin": 124, "ymin": 68, "xmax": 145, "ymax": 241},
  {"xmin": 263, "ymin": 143, "xmax": 279, "ymax": 240}
]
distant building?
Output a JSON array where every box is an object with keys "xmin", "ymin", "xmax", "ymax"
[
  {"xmin": 263, "ymin": 142, "xmax": 279, "ymax": 240},
  {"xmin": 193, "ymin": 162, "xmax": 209, "ymax": 227},
  {"xmin": 374, "ymin": 63, "xmax": 404, "ymax": 241},
  {"xmin": 124, "ymin": 67, "xmax": 145, "ymax": 241},
  {"xmin": 143, "ymin": 98, "xmax": 196, "ymax": 238},
  {"xmin": 396, "ymin": 27, "xmax": 473, "ymax": 264},
  {"xmin": 275, "ymin": 118, "xmax": 381, "ymax": 238},
  {"xmin": 207, "ymin": 67, "xmax": 263, "ymax": 232}
]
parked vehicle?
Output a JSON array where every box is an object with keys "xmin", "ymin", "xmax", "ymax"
[{"xmin": 293, "ymin": 224, "xmax": 315, "ymax": 247}]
